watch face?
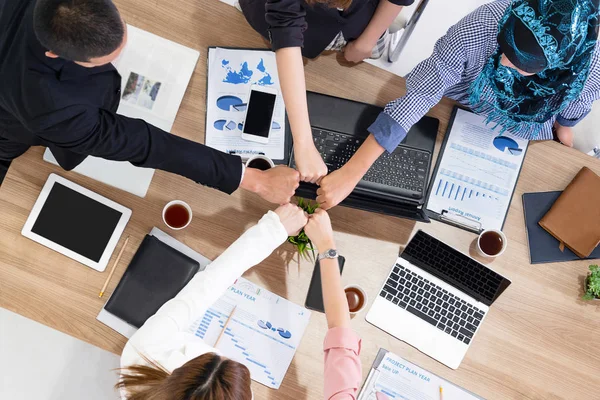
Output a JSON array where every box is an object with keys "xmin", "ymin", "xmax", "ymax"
[{"xmin": 328, "ymin": 249, "xmax": 337, "ymax": 257}]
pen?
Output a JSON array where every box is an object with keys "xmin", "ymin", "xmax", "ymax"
[
  {"xmin": 99, "ymin": 236, "xmax": 130, "ymax": 298},
  {"xmin": 439, "ymin": 385, "xmax": 443, "ymax": 400},
  {"xmin": 214, "ymin": 306, "xmax": 237, "ymax": 348}
]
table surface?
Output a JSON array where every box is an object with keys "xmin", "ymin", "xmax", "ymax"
[{"xmin": 1, "ymin": 1, "xmax": 600, "ymax": 399}]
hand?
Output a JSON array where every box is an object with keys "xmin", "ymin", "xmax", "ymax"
[
  {"xmin": 554, "ymin": 123, "xmax": 574, "ymax": 147},
  {"xmin": 317, "ymin": 166, "xmax": 362, "ymax": 210},
  {"xmin": 274, "ymin": 203, "xmax": 308, "ymax": 236},
  {"xmin": 304, "ymin": 208, "xmax": 335, "ymax": 252},
  {"xmin": 344, "ymin": 38, "xmax": 375, "ymax": 63},
  {"xmin": 294, "ymin": 142, "xmax": 328, "ymax": 183},
  {"xmin": 241, "ymin": 166, "xmax": 300, "ymax": 205}
]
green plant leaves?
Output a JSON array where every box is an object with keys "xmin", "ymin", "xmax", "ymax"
[
  {"xmin": 287, "ymin": 198, "xmax": 319, "ymax": 262},
  {"xmin": 583, "ymin": 264, "xmax": 600, "ymax": 300}
]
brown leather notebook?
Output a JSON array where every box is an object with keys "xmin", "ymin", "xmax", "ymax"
[{"xmin": 539, "ymin": 167, "xmax": 600, "ymax": 258}]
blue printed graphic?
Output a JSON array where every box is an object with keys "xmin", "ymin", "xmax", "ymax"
[{"xmin": 222, "ymin": 58, "xmax": 274, "ymax": 86}]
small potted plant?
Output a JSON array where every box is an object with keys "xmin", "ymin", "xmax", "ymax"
[
  {"xmin": 287, "ymin": 198, "xmax": 318, "ymax": 262},
  {"xmin": 583, "ymin": 265, "xmax": 600, "ymax": 301}
]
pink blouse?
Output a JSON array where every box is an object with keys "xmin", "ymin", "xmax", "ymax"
[{"xmin": 323, "ymin": 327, "xmax": 363, "ymax": 400}]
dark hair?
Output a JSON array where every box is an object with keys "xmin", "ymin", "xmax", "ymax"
[
  {"xmin": 33, "ymin": 0, "xmax": 125, "ymax": 62},
  {"xmin": 116, "ymin": 352, "xmax": 252, "ymax": 400}
]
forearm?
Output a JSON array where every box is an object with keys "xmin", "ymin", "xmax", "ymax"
[
  {"xmin": 276, "ymin": 47, "xmax": 313, "ymax": 147},
  {"xmin": 321, "ymin": 257, "xmax": 351, "ymax": 329},
  {"xmin": 357, "ymin": 0, "xmax": 404, "ymax": 46},
  {"xmin": 344, "ymin": 134, "xmax": 385, "ymax": 180}
]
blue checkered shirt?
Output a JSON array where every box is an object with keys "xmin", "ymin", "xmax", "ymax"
[{"xmin": 369, "ymin": 0, "xmax": 600, "ymax": 153}]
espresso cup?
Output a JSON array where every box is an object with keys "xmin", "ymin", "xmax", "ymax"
[
  {"xmin": 162, "ymin": 200, "xmax": 193, "ymax": 230},
  {"xmin": 245, "ymin": 154, "xmax": 275, "ymax": 171},
  {"xmin": 477, "ymin": 229, "xmax": 507, "ymax": 258},
  {"xmin": 344, "ymin": 284, "xmax": 368, "ymax": 316}
]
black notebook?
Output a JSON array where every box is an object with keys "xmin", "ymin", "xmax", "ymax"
[
  {"xmin": 105, "ymin": 235, "xmax": 200, "ymax": 328},
  {"xmin": 522, "ymin": 191, "xmax": 600, "ymax": 264}
]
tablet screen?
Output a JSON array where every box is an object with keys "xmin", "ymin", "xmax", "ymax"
[{"xmin": 31, "ymin": 183, "xmax": 123, "ymax": 262}]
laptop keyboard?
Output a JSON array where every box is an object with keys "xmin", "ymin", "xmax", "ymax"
[
  {"xmin": 307, "ymin": 128, "xmax": 430, "ymax": 198},
  {"xmin": 402, "ymin": 230, "xmax": 506, "ymax": 304},
  {"xmin": 380, "ymin": 263, "xmax": 484, "ymax": 345}
]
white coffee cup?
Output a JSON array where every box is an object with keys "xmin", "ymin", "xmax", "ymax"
[
  {"xmin": 245, "ymin": 154, "xmax": 275, "ymax": 171},
  {"xmin": 476, "ymin": 229, "xmax": 507, "ymax": 258},
  {"xmin": 344, "ymin": 284, "xmax": 368, "ymax": 316},
  {"xmin": 162, "ymin": 200, "xmax": 193, "ymax": 230}
]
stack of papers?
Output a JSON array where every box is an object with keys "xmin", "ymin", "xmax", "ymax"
[{"xmin": 206, "ymin": 47, "xmax": 286, "ymax": 160}]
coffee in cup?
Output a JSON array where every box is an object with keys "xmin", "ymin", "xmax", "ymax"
[
  {"xmin": 477, "ymin": 229, "xmax": 507, "ymax": 258},
  {"xmin": 246, "ymin": 155, "xmax": 274, "ymax": 171},
  {"xmin": 344, "ymin": 284, "xmax": 368, "ymax": 315},
  {"xmin": 162, "ymin": 200, "xmax": 192, "ymax": 230}
]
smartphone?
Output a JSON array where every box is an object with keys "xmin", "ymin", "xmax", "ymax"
[
  {"xmin": 305, "ymin": 256, "xmax": 345, "ymax": 313},
  {"xmin": 240, "ymin": 85, "xmax": 278, "ymax": 144}
]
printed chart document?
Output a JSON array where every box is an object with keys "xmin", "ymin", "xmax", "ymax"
[
  {"xmin": 358, "ymin": 349, "xmax": 483, "ymax": 400},
  {"xmin": 425, "ymin": 108, "xmax": 528, "ymax": 231},
  {"xmin": 46, "ymin": 25, "xmax": 200, "ymax": 198},
  {"xmin": 206, "ymin": 47, "xmax": 286, "ymax": 160},
  {"xmin": 188, "ymin": 277, "xmax": 310, "ymax": 389}
]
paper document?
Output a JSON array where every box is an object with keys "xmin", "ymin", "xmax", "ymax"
[
  {"xmin": 188, "ymin": 277, "xmax": 311, "ymax": 389},
  {"xmin": 113, "ymin": 25, "xmax": 200, "ymax": 132},
  {"xmin": 359, "ymin": 349, "xmax": 483, "ymax": 400},
  {"xmin": 206, "ymin": 48, "xmax": 286, "ymax": 160},
  {"xmin": 426, "ymin": 108, "xmax": 528, "ymax": 231},
  {"xmin": 97, "ymin": 228, "xmax": 209, "ymax": 338}
]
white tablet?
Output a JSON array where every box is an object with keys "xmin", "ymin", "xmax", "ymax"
[{"xmin": 22, "ymin": 174, "xmax": 132, "ymax": 272}]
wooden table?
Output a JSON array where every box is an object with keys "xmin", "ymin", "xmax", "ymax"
[{"xmin": 1, "ymin": 1, "xmax": 600, "ymax": 399}]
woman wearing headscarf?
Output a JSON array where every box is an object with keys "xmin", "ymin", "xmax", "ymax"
[{"xmin": 317, "ymin": 0, "xmax": 600, "ymax": 210}]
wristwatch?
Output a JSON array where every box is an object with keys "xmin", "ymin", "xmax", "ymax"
[{"xmin": 317, "ymin": 249, "xmax": 339, "ymax": 261}]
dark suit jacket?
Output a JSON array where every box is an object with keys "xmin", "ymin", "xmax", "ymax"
[
  {"xmin": 0, "ymin": 0, "xmax": 242, "ymax": 194},
  {"xmin": 240, "ymin": 0, "xmax": 414, "ymax": 59}
]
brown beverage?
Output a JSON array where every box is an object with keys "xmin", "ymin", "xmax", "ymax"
[
  {"xmin": 479, "ymin": 230, "xmax": 504, "ymax": 256},
  {"xmin": 247, "ymin": 158, "xmax": 272, "ymax": 171},
  {"xmin": 164, "ymin": 204, "xmax": 191, "ymax": 229},
  {"xmin": 345, "ymin": 286, "xmax": 365, "ymax": 313}
]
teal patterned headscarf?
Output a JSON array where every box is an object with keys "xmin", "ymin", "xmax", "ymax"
[{"xmin": 469, "ymin": 0, "xmax": 600, "ymax": 138}]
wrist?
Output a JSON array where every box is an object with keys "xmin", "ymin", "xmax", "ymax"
[
  {"xmin": 239, "ymin": 167, "xmax": 263, "ymax": 193},
  {"xmin": 316, "ymin": 239, "xmax": 336, "ymax": 254}
]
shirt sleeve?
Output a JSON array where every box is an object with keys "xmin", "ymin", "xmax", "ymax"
[
  {"xmin": 33, "ymin": 105, "xmax": 243, "ymax": 194},
  {"xmin": 368, "ymin": 5, "xmax": 497, "ymax": 153},
  {"xmin": 556, "ymin": 45, "xmax": 600, "ymax": 127},
  {"xmin": 123, "ymin": 211, "xmax": 288, "ymax": 359},
  {"xmin": 323, "ymin": 327, "xmax": 362, "ymax": 400},
  {"xmin": 265, "ymin": 0, "xmax": 307, "ymax": 50},
  {"xmin": 386, "ymin": 0, "xmax": 415, "ymax": 5}
]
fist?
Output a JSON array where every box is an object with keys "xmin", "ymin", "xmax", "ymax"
[
  {"xmin": 274, "ymin": 203, "xmax": 308, "ymax": 236},
  {"xmin": 304, "ymin": 208, "xmax": 335, "ymax": 252},
  {"xmin": 259, "ymin": 166, "xmax": 300, "ymax": 205}
]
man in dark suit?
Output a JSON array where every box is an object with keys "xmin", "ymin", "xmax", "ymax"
[{"xmin": 0, "ymin": 0, "xmax": 299, "ymax": 203}]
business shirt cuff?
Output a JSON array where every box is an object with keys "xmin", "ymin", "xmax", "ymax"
[
  {"xmin": 239, "ymin": 163, "xmax": 246, "ymax": 186},
  {"xmin": 556, "ymin": 110, "xmax": 591, "ymax": 127},
  {"xmin": 368, "ymin": 112, "xmax": 408, "ymax": 154},
  {"xmin": 323, "ymin": 327, "xmax": 362, "ymax": 355}
]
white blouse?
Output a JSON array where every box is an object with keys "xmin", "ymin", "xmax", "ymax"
[{"xmin": 119, "ymin": 211, "xmax": 287, "ymax": 395}]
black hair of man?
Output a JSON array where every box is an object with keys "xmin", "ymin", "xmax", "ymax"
[{"xmin": 33, "ymin": 0, "xmax": 125, "ymax": 62}]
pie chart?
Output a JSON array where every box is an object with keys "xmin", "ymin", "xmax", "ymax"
[
  {"xmin": 493, "ymin": 136, "xmax": 522, "ymax": 155},
  {"xmin": 216, "ymin": 95, "xmax": 245, "ymax": 111}
]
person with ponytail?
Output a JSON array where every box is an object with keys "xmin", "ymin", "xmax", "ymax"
[
  {"xmin": 116, "ymin": 204, "xmax": 308, "ymax": 399},
  {"xmin": 316, "ymin": 0, "xmax": 600, "ymax": 210}
]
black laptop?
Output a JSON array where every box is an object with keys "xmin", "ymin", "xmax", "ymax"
[{"xmin": 288, "ymin": 91, "xmax": 439, "ymax": 221}]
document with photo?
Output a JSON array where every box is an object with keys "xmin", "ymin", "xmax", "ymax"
[
  {"xmin": 206, "ymin": 47, "xmax": 286, "ymax": 160},
  {"xmin": 112, "ymin": 25, "xmax": 200, "ymax": 132}
]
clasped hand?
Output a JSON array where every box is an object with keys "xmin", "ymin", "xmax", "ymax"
[{"xmin": 275, "ymin": 204, "xmax": 335, "ymax": 251}]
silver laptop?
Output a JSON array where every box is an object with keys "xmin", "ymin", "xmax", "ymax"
[{"xmin": 366, "ymin": 230, "xmax": 511, "ymax": 369}]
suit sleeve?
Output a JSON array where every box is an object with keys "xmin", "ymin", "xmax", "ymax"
[
  {"xmin": 34, "ymin": 106, "xmax": 243, "ymax": 194},
  {"xmin": 265, "ymin": 0, "xmax": 307, "ymax": 50}
]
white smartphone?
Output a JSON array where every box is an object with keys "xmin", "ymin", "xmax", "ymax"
[{"xmin": 241, "ymin": 84, "xmax": 278, "ymax": 144}]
